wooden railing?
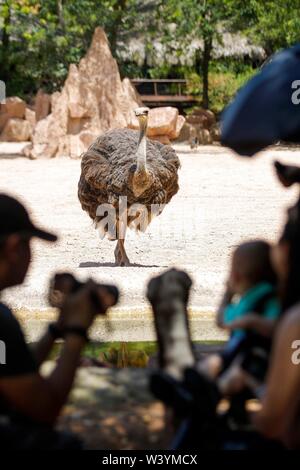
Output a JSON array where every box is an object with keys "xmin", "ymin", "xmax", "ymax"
[{"xmin": 131, "ymin": 79, "xmax": 197, "ymax": 108}]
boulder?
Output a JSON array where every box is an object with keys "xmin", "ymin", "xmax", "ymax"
[
  {"xmin": 175, "ymin": 122, "xmax": 192, "ymax": 142},
  {"xmin": 149, "ymin": 135, "xmax": 171, "ymax": 145},
  {"xmin": 210, "ymin": 123, "xmax": 221, "ymax": 142},
  {"xmin": 78, "ymin": 130, "xmax": 98, "ymax": 149},
  {"xmin": 189, "ymin": 126, "xmax": 199, "ymax": 149},
  {"xmin": 66, "ymin": 135, "xmax": 86, "ymax": 159},
  {"xmin": 66, "ymin": 64, "xmax": 96, "ymax": 119},
  {"xmin": 30, "ymin": 27, "xmax": 140, "ymax": 158},
  {"xmin": 198, "ymin": 128, "xmax": 213, "ymax": 145},
  {"xmin": 25, "ymin": 107, "xmax": 36, "ymax": 131},
  {"xmin": 169, "ymin": 114, "xmax": 186, "ymax": 140},
  {"xmin": 0, "ymin": 111, "xmax": 9, "ymax": 132},
  {"xmin": 122, "ymin": 77, "xmax": 143, "ymax": 107},
  {"xmin": 129, "ymin": 106, "xmax": 178, "ymax": 137},
  {"xmin": 22, "ymin": 143, "xmax": 34, "ymax": 158},
  {"xmin": 128, "ymin": 106, "xmax": 185, "ymax": 142},
  {"xmin": 147, "ymin": 107, "xmax": 178, "ymax": 137},
  {"xmin": 1, "ymin": 96, "xmax": 26, "ymax": 119},
  {"xmin": 35, "ymin": 90, "xmax": 51, "ymax": 121},
  {"xmin": 30, "ymin": 88, "xmax": 69, "ymax": 159},
  {"xmin": 186, "ymin": 108, "xmax": 216, "ymax": 130},
  {"xmin": 56, "ymin": 131, "xmax": 98, "ymax": 159},
  {"xmin": 0, "ymin": 118, "xmax": 31, "ymax": 142}
]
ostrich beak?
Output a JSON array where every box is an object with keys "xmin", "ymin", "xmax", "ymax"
[
  {"xmin": 135, "ymin": 107, "xmax": 150, "ymax": 124},
  {"xmin": 135, "ymin": 108, "xmax": 149, "ymax": 133},
  {"xmin": 137, "ymin": 114, "xmax": 148, "ymax": 126}
]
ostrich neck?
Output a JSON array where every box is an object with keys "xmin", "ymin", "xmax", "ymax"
[{"xmin": 136, "ymin": 124, "xmax": 147, "ymax": 173}]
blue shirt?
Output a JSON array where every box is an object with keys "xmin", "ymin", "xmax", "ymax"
[{"xmin": 223, "ymin": 282, "xmax": 280, "ymax": 339}]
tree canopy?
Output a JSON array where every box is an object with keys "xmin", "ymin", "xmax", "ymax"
[{"xmin": 0, "ymin": 0, "xmax": 299, "ymax": 108}]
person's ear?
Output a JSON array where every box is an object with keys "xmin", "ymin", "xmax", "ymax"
[{"xmin": 3, "ymin": 234, "xmax": 23, "ymax": 262}]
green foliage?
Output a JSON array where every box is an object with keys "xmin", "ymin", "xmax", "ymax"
[
  {"xmin": 156, "ymin": 0, "xmax": 234, "ymax": 107},
  {"xmin": 0, "ymin": 0, "xmax": 157, "ymax": 97},
  {"xmin": 225, "ymin": 0, "xmax": 300, "ymax": 54},
  {"xmin": 49, "ymin": 341, "xmax": 156, "ymax": 368},
  {"xmin": 98, "ymin": 343, "xmax": 149, "ymax": 368},
  {"xmin": 184, "ymin": 64, "xmax": 255, "ymax": 113},
  {"xmin": 1, "ymin": 0, "xmax": 299, "ymax": 110},
  {"xmin": 208, "ymin": 66, "xmax": 256, "ymax": 113}
]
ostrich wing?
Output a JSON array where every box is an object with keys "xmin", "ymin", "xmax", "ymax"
[
  {"xmin": 80, "ymin": 139, "xmax": 111, "ymax": 191},
  {"xmin": 135, "ymin": 140, "xmax": 180, "ymax": 207}
]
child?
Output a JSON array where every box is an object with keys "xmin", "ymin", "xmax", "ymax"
[{"xmin": 199, "ymin": 240, "xmax": 281, "ymax": 379}]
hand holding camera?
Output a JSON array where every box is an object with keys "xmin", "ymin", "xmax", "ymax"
[{"xmin": 48, "ymin": 272, "xmax": 119, "ymax": 335}]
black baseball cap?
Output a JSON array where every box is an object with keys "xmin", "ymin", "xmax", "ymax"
[{"xmin": 0, "ymin": 193, "xmax": 57, "ymax": 242}]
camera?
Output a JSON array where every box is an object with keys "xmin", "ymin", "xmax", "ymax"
[{"xmin": 48, "ymin": 272, "xmax": 119, "ymax": 314}]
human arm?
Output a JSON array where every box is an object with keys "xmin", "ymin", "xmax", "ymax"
[
  {"xmin": 0, "ymin": 282, "xmax": 106, "ymax": 424},
  {"xmin": 29, "ymin": 325, "xmax": 60, "ymax": 367},
  {"xmin": 0, "ymin": 333, "xmax": 86, "ymax": 424},
  {"xmin": 252, "ymin": 307, "xmax": 300, "ymax": 441},
  {"xmin": 216, "ymin": 284, "xmax": 234, "ymax": 328},
  {"xmin": 224, "ymin": 314, "xmax": 276, "ymax": 338}
]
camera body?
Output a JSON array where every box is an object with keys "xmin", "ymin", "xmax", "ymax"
[{"xmin": 49, "ymin": 272, "xmax": 119, "ymax": 314}]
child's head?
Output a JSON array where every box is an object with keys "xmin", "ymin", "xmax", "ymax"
[{"xmin": 228, "ymin": 240, "xmax": 277, "ymax": 295}]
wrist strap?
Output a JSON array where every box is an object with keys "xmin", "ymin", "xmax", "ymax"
[
  {"xmin": 63, "ymin": 326, "xmax": 89, "ymax": 342},
  {"xmin": 48, "ymin": 322, "xmax": 63, "ymax": 340}
]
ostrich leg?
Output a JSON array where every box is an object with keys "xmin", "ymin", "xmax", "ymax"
[
  {"xmin": 114, "ymin": 239, "xmax": 130, "ymax": 266},
  {"xmin": 114, "ymin": 219, "xmax": 130, "ymax": 267}
]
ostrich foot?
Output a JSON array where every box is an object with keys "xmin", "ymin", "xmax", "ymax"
[{"xmin": 114, "ymin": 240, "xmax": 130, "ymax": 267}]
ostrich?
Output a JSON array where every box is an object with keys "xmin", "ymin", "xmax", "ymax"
[{"xmin": 78, "ymin": 107, "xmax": 180, "ymax": 266}]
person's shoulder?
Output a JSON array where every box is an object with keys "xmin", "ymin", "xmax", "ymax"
[
  {"xmin": 278, "ymin": 303, "xmax": 300, "ymax": 336},
  {"xmin": 0, "ymin": 301, "xmax": 11, "ymax": 312},
  {"xmin": 0, "ymin": 302, "xmax": 14, "ymax": 317},
  {"xmin": 0, "ymin": 302, "xmax": 21, "ymax": 328}
]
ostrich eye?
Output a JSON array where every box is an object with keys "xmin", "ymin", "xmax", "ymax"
[{"xmin": 129, "ymin": 164, "xmax": 137, "ymax": 174}]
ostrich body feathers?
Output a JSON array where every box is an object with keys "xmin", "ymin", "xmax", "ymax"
[{"xmin": 78, "ymin": 128, "xmax": 180, "ymax": 239}]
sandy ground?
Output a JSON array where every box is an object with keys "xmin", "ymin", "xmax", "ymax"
[{"xmin": 1, "ymin": 143, "xmax": 300, "ymax": 341}]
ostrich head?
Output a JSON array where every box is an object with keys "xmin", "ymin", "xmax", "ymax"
[
  {"xmin": 131, "ymin": 107, "xmax": 151, "ymax": 197},
  {"xmin": 135, "ymin": 107, "xmax": 149, "ymax": 133}
]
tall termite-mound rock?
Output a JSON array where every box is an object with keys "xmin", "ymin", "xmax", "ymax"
[{"xmin": 30, "ymin": 27, "xmax": 141, "ymax": 159}]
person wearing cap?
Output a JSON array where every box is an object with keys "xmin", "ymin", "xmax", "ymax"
[{"xmin": 0, "ymin": 193, "xmax": 106, "ymax": 449}]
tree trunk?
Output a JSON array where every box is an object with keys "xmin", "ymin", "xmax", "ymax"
[
  {"xmin": 110, "ymin": 0, "xmax": 128, "ymax": 57},
  {"xmin": 57, "ymin": 0, "xmax": 65, "ymax": 30},
  {"xmin": 201, "ymin": 36, "xmax": 212, "ymax": 109}
]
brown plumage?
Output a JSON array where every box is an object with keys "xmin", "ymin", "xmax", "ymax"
[{"xmin": 78, "ymin": 109, "xmax": 180, "ymax": 266}]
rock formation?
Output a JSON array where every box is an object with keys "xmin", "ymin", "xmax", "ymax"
[
  {"xmin": 35, "ymin": 90, "xmax": 51, "ymax": 121},
  {"xmin": 182, "ymin": 107, "xmax": 221, "ymax": 147},
  {"xmin": 0, "ymin": 97, "xmax": 26, "ymax": 134},
  {"xmin": 0, "ymin": 118, "xmax": 31, "ymax": 142},
  {"xmin": 1, "ymin": 96, "xmax": 26, "ymax": 119},
  {"xmin": 0, "ymin": 97, "xmax": 32, "ymax": 142},
  {"xmin": 0, "ymin": 27, "xmax": 189, "ymax": 156},
  {"xmin": 30, "ymin": 27, "xmax": 141, "ymax": 159}
]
